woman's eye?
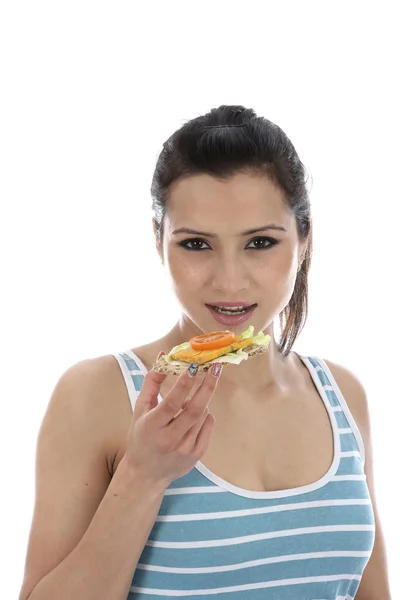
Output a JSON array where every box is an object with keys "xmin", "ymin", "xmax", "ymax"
[
  {"xmin": 178, "ymin": 237, "xmax": 277, "ymax": 251},
  {"xmin": 178, "ymin": 238, "xmax": 210, "ymax": 251},
  {"xmin": 246, "ymin": 236, "xmax": 277, "ymax": 250}
]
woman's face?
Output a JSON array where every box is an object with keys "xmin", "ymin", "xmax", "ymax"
[{"xmin": 158, "ymin": 172, "xmax": 306, "ymax": 336}]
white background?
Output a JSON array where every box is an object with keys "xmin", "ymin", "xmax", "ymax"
[{"xmin": 1, "ymin": 1, "xmax": 399, "ymax": 598}]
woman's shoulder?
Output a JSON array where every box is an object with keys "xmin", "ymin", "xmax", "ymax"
[
  {"xmin": 127, "ymin": 337, "xmax": 176, "ymax": 371},
  {"xmin": 61, "ymin": 353, "xmax": 132, "ymax": 404},
  {"xmin": 321, "ymin": 357, "xmax": 370, "ymax": 435},
  {"xmin": 51, "ymin": 354, "xmax": 136, "ymax": 471}
]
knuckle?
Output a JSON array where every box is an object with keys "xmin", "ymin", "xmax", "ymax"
[
  {"xmin": 203, "ymin": 379, "xmax": 216, "ymax": 394},
  {"xmin": 163, "ymin": 400, "xmax": 181, "ymax": 417},
  {"xmin": 186, "ymin": 403, "xmax": 204, "ymax": 419},
  {"xmin": 177, "ymin": 444, "xmax": 192, "ymax": 458},
  {"xmin": 157, "ymin": 433, "xmax": 174, "ymax": 453},
  {"xmin": 175, "ymin": 377, "xmax": 193, "ymax": 393}
]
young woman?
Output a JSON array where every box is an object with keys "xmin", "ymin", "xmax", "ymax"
[{"xmin": 19, "ymin": 106, "xmax": 391, "ymax": 600}]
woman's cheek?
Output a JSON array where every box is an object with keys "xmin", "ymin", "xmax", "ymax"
[{"xmin": 166, "ymin": 251, "xmax": 203, "ymax": 287}]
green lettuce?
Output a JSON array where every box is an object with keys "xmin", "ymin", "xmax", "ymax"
[
  {"xmin": 168, "ymin": 341, "xmax": 191, "ymax": 355},
  {"xmin": 239, "ymin": 325, "xmax": 254, "ymax": 339},
  {"xmin": 252, "ymin": 330, "xmax": 272, "ymax": 347}
]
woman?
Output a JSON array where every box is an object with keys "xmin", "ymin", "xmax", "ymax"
[{"xmin": 19, "ymin": 106, "xmax": 391, "ymax": 599}]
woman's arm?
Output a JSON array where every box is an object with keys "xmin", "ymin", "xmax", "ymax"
[
  {"xmin": 18, "ymin": 358, "xmax": 165, "ymax": 600},
  {"xmin": 325, "ymin": 360, "xmax": 392, "ymax": 600}
]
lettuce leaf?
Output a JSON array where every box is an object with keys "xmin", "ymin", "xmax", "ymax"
[
  {"xmin": 168, "ymin": 341, "xmax": 191, "ymax": 355},
  {"xmin": 239, "ymin": 326, "xmax": 270, "ymax": 347},
  {"xmin": 239, "ymin": 325, "xmax": 254, "ymax": 339},
  {"xmin": 164, "ymin": 346, "xmax": 251, "ymax": 366},
  {"xmin": 252, "ymin": 330, "xmax": 271, "ymax": 347}
]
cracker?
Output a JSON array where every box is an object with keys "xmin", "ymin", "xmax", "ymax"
[{"xmin": 152, "ymin": 343, "xmax": 269, "ymax": 376}]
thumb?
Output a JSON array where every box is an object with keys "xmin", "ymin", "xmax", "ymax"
[{"xmin": 134, "ymin": 352, "xmax": 167, "ymax": 418}]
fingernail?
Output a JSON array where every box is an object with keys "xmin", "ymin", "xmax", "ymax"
[
  {"xmin": 157, "ymin": 351, "xmax": 165, "ymax": 360},
  {"xmin": 211, "ymin": 362, "xmax": 223, "ymax": 377},
  {"xmin": 188, "ymin": 363, "xmax": 199, "ymax": 377}
]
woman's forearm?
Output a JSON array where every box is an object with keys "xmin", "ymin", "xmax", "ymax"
[{"xmin": 26, "ymin": 455, "xmax": 165, "ymax": 600}]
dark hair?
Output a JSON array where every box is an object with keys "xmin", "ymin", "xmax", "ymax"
[{"xmin": 151, "ymin": 105, "xmax": 312, "ymax": 357}]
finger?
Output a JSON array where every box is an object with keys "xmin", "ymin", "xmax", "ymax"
[
  {"xmin": 178, "ymin": 407, "xmax": 210, "ymax": 452},
  {"xmin": 167, "ymin": 363, "xmax": 222, "ymax": 439},
  {"xmin": 133, "ymin": 354, "xmax": 167, "ymax": 418},
  {"xmin": 150, "ymin": 363, "xmax": 200, "ymax": 427},
  {"xmin": 193, "ymin": 413, "xmax": 216, "ymax": 458}
]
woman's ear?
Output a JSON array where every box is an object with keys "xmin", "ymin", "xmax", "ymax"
[
  {"xmin": 152, "ymin": 219, "xmax": 163, "ymax": 263},
  {"xmin": 297, "ymin": 241, "xmax": 308, "ymax": 271}
]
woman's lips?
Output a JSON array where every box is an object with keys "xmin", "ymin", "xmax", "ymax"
[
  {"xmin": 206, "ymin": 304, "xmax": 257, "ymax": 326},
  {"xmin": 208, "ymin": 302, "xmax": 255, "ymax": 308}
]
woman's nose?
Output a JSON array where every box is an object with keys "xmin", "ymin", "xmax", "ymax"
[{"xmin": 210, "ymin": 257, "xmax": 250, "ymax": 295}]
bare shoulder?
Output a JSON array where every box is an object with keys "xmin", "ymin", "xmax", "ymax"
[
  {"xmin": 18, "ymin": 354, "xmax": 132, "ymax": 600},
  {"xmin": 52, "ymin": 353, "xmax": 131, "ymax": 417},
  {"xmin": 46, "ymin": 353, "xmax": 133, "ymax": 469},
  {"xmin": 323, "ymin": 364, "xmax": 392, "ymax": 596}
]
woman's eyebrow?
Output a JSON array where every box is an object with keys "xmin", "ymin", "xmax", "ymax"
[
  {"xmin": 241, "ymin": 224, "xmax": 287, "ymax": 235},
  {"xmin": 171, "ymin": 224, "xmax": 287, "ymax": 238}
]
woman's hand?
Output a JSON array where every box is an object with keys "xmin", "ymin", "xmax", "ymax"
[{"xmin": 124, "ymin": 357, "xmax": 222, "ymax": 490}]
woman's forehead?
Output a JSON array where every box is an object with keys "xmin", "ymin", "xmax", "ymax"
[
  {"xmin": 165, "ymin": 173, "xmax": 294, "ymax": 234},
  {"xmin": 169, "ymin": 172, "xmax": 282, "ymax": 200}
]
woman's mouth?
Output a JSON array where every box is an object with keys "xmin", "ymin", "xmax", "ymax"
[{"xmin": 206, "ymin": 303, "xmax": 257, "ymax": 326}]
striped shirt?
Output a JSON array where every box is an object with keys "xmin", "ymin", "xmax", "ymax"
[{"xmin": 113, "ymin": 351, "xmax": 375, "ymax": 599}]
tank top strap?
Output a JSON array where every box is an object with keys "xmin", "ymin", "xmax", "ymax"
[
  {"xmin": 302, "ymin": 355, "xmax": 365, "ymax": 465},
  {"xmin": 112, "ymin": 350, "xmax": 145, "ymax": 411}
]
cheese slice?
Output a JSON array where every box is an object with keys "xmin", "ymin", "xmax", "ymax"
[{"xmin": 170, "ymin": 337, "xmax": 253, "ymax": 365}]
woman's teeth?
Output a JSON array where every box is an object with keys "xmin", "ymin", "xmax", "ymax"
[{"xmin": 212, "ymin": 306, "xmax": 250, "ymax": 315}]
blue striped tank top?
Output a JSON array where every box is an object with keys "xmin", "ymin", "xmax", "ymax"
[{"xmin": 113, "ymin": 350, "xmax": 375, "ymax": 599}]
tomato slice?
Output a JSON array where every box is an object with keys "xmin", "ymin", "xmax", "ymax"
[{"xmin": 190, "ymin": 331, "xmax": 235, "ymax": 351}]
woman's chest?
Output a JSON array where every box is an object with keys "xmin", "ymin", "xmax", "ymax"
[
  {"xmin": 113, "ymin": 382, "xmax": 334, "ymax": 495},
  {"xmin": 199, "ymin": 387, "xmax": 335, "ymax": 493}
]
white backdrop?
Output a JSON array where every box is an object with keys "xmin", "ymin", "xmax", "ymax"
[{"xmin": 1, "ymin": 1, "xmax": 398, "ymax": 598}]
